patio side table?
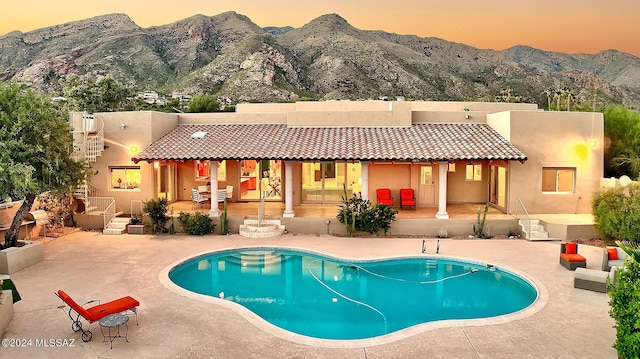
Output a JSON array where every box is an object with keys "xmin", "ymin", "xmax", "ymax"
[{"xmin": 99, "ymin": 313, "xmax": 129, "ymax": 349}]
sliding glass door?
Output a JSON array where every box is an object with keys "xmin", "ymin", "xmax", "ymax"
[{"xmin": 301, "ymin": 162, "xmax": 361, "ymax": 203}]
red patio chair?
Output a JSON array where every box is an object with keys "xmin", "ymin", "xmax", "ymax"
[
  {"xmin": 399, "ymin": 188, "xmax": 416, "ymax": 210},
  {"xmin": 376, "ymin": 188, "xmax": 394, "ymax": 206},
  {"xmin": 55, "ymin": 289, "xmax": 139, "ymax": 342}
]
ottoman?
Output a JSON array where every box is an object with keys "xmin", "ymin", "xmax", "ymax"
[{"xmin": 574, "ymin": 267, "xmax": 609, "ymax": 293}]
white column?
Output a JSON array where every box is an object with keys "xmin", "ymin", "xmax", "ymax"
[
  {"xmin": 435, "ymin": 162, "xmax": 449, "ymax": 219},
  {"xmin": 283, "ymin": 161, "xmax": 295, "ymax": 218},
  {"xmin": 361, "ymin": 161, "xmax": 369, "ymax": 201},
  {"xmin": 208, "ymin": 161, "xmax": 220, "ymax": 217}
]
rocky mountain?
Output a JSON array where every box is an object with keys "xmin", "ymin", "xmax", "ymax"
[{"xmin": 1, "ymin": 11, "xmax": 640, "ymax": 108}]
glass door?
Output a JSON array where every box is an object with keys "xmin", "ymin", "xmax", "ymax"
[
  {"xmin": 302, "ymin": 162, "xmax": 361, "ymax": 203},
  {"xmin": 418, "ymin": 165, "xmax": 435, "ymax": 206},
  {"xmin": 239, "ymin": 160, "xmax": 282, "ymax": 201},
  {"xmin": 157, "ymin": 162, "xmax": 176, "ymax": 201},
  {"xmin": 489, "ymin": 165, "xmax": 507, "ymax": 208}
]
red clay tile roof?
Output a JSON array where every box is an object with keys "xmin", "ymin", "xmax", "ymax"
[{"xmin": 131, "ymin": 123, "xmax": 527, "ymax": 163}]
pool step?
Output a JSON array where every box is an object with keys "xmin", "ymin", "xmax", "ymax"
[{"xmin": 239, "ymin": 216, "xmax": 285, "ymax": 238}]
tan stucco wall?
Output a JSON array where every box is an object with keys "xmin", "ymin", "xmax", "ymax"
[
  {"xmin": 505, "ymin": 111, "xmax": 604, "ymax": 214},
  {"xmin": 368, "ymin": 164, "xmax": 412, "ymax": 205},
  {"xmin": 91, "ymin": 111, "xmax": 178, "ymax": 213},
  {"xmin": 410, "ymin": 101, "xmax": 539, "ymax": 112},
  {"xmin": 178, "ymin": 112, "xmax": 287, "ymax": 124},
  {"xmin": 486, "ymin": 111, "xmax": 512, "ymax": 141},
  {"xmin": 287, "ymin": 101, "xmax": 411, "ymax": 127},
  {"xmin": 412, "ymin": 111, "xmax": 488, "ymax": 124},
  {"xmin": 446, "ymin": 162, "xmax": 488, "ymax": 203}
]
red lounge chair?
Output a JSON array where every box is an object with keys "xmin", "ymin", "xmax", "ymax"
[
  {"xmin": 55, "ymin": 289, "xmax": 139, "ymax": 342},
  {"xmin": 376, "ymin": 188, "xmax": 394, "ymax": 206},
  {"xmin": 399, "ymin": 188, "xmax": 416, "ymax": 210}
]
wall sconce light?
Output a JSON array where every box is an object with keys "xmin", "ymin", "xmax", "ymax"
[
  {"xmin": 120, "ymin": 123, "xmax": 127, "ymax": 130},
  {"xmin": 588, "ymin": 139, "xmax": 598, "ymax": 148},
  {"xmin": 129, "ymin": 145, "xmax": 139, "ymax": 154},
  {"xmin": 465, "ymin": 114, "xmax": 471, "ymax": 119}
]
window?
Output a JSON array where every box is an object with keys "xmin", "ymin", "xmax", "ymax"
[
  {"xmin": 110, "ymin": 167, "xmax": 141, "ymax": 190},
  {"xmin": 465, "ymin": 164, "xmax": 482, "ymax": 181},
  {"xmin": 195, "ymin": 160, "xmax": 227, "ymax": 181},
  {"xmin": 542, "ymin": 167, "xmax": 575, "ymax": 192}
]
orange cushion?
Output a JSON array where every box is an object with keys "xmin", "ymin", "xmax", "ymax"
[
  {"xmin": 560, "ymin": 253, "xmax": 586, "ymax": 263},
  {"xmin": 565, "ymin": 242, "xmax": 577, "ymax": 254},
  {"xmin": 86, "ymin": 296, "xmax": 140, "ymax": 322},
  {"xmin": 607, "ymin": 248, "xmax": 618, "ymax": 260}
]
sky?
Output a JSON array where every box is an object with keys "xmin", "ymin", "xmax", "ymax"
[{"xmin": 2, "ymin": 0, "xmax": 639, "ymax": 57}]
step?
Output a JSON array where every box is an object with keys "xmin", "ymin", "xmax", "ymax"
[
  {"xmin": 242, "ymin": 219, "xmax": 283, "ymax": 226},
  {"xmin": 110, "ymin": 217, "xmax": 131, "ymax": 224},
  {"xmin": 106, "ymin": 223, "xmax": 127, "ymax": 230},
  {"xmin": 103, "ymin": 228, "xmax": 125, "ymax": 235},
  {"xmin": 526, "ymin": 236, "xmax": 561, "ymax": 242},
  {"xmin": 518, "ymin": 219, "xmax": 540, "ymax": 225},
  {"xmin": 239, "ymin": 224, "xmax": 285, "ymax": 233},
  {"xmin": 239, "ymin": 224, "xmax": 286, "ymax": 238},
  {"xmin": 524, "ymin": 230, "xmax": 548, "ymax": 238}
]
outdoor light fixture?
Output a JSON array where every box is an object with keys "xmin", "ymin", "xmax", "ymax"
[
  {"xmin": 120, "ymin": 123, "xmax": 127, "ymax": 130},
  {"xmin": 465, "ymin": 114, "xmax": 471, "ymax": 119},
  {"xmin": 588, "ymin": 139, "xmax": 598, "ymax": 148},
  {"xmin": 129, "ymin": 145, "xmax": 139, "ymax": 154}
]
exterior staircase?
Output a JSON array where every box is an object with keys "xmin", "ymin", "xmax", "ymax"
[
  {"xmin": 103, "ymin": 217, "xmax": 131, "ymax": 235},
  {"xmin": 518, "ymin": 219, "xmax": 559, "ymax": 241},
  {"xmin": 70, "ymin": 112, "xmax": 118, "ymax": 231},
  {"xmin": 239, "ymin": 216, "xmax": 286, "ymax": 238}
]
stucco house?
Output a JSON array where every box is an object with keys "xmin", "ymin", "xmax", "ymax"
[{"xmin": 69, "ymin": 100, "xmax": 603, "ymax": 237}]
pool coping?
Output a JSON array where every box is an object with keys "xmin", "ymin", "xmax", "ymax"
[{"xmin": 158, "ymin": 245, "xmax": 549, "ymax": 349}]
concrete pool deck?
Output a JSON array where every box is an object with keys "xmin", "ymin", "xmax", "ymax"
[{"xmin": 2, "ymin": 231, "xmax": 617, "ymax": 358}]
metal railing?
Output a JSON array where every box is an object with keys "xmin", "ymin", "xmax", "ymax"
[
  {"xmin": 70, "ymin": 113, "xmax": 104, "ymax": 163},
  {"xmin": 74, "ymin": 182, "xmax": 99, "ymax": 201},
  {"xmin": 131, "ymin": 200, "xmax": 144, "ymax": 218},
  {"xmin": 86, "ymin": 197, "xmax": 116, "ymax": 229},
  {"xmin": 515, "ymin": 197, "xmax": 531, "ymax": 239}
]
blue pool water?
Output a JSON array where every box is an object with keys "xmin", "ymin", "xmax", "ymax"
[{"xmin": 168, "ymin": 248, "xmax": 537, "ymax": 340}]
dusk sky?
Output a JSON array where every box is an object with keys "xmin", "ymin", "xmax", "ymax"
[{"xmin": 3, "ymin": 0, "xmax": 639, "ymax": 57}]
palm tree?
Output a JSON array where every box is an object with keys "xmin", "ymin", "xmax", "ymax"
[
  {"xmin": 563, "ymin": 88, "xmax": 574, "ymax": 111},
  {"xmin": 543, "ymin": 87, "xmax": 554, "ymax": 110},
  {"xmin": 555, "ymin": 88, "xmax": 563, "ymax": 110}
]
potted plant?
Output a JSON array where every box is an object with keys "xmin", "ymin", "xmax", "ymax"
[{"xmin": 127, "ymin": 216, "xmax": 145, "ymax": 235}]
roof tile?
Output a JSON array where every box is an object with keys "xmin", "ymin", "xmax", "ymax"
[{"xmin": 132, "ymin": 123, "xmax": 527, "ymax": 163}]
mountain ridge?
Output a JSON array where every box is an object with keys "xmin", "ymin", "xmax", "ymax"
[{"xmin": 1, "ymin": 12, "xmax": 639, "ymax": 108}]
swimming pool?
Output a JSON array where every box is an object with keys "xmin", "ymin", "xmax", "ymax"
[{"xmin": 167, "ymin": 248, "xmax": 538, "ymax": 341}]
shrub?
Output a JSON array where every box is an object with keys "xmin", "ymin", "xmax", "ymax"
[
  {"xmin": 178, "ymin": 211, "xmax": 215, "ymax": 235},
  {"xmin": 143, "ymin": 198, "xmax": 170, "ymax": 234},
  {"xmin": 337, "ymin": 189, "xmax": 397, "ymax": 236},
  {"xmin": 592, "ymin": 184, "xmax": 640, "ymax": 244},
  {"xmin": 608, "ymin": 246, "xmax": 640, "ymax": 358}
]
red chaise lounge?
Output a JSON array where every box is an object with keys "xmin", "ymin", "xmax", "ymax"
[{"xmin": 55, "ymin": 289, "xmax": 139, "ymax": 342}]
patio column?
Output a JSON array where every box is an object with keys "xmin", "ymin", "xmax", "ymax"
[
  {"xmin": 208, "ymin": 161, "xmax": 219, "ymax": 217},
  {"xmin": 283, "ymin": 161, "xmax": 295, "ymax": 218},
  {"xmin": 435, "ymin": 162, "xmax": 449, "ymax": 219},
  {"xmin": 361, "ymin": 161, "xmax": 369, "ymax": 201}
]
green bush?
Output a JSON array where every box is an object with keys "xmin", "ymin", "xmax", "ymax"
[
  {"xmin": 592, "ymin": 184, "xmax": 640, "ymax": 244},
  {"xmin": 609, "ymin": 250, "xmax": 640, "ymax": 358},
  {"xmin": 178, "ymin": 211, "xmax": 215, "ymax": 235},
  {"xmin": 143, "ymin": 198, "xmax": 170, "ymax": 234},
  {"xmin": 336, "ymin": 190, "xmax": 397, "ymax": 236}
]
